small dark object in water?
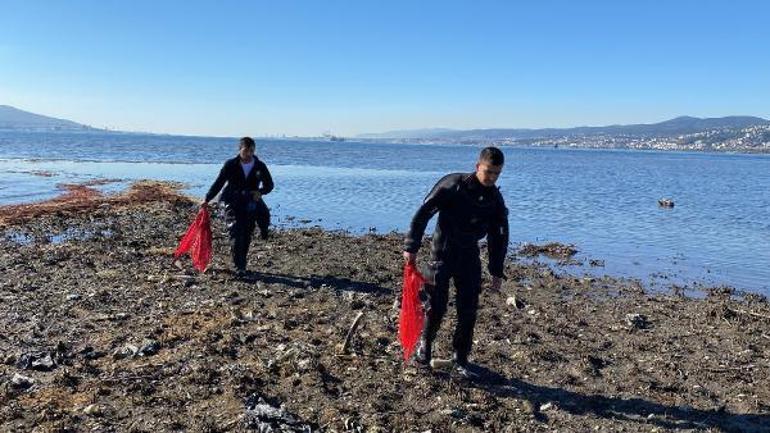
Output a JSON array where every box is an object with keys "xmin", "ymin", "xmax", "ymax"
[
  {"xmin": 518, "ymin": 242, "xmax": 577, "ymax": 260},
  {"xmin": 658, "ymin": 198, "xmax": 675, "ymax": 208}
]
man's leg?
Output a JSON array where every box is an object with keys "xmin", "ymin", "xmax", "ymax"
[
  {"xmin": 416, "ymin": 260, "xmax": 450, "ymax": 365},
  {"xmin": 452, "ymin": 254, "xmax": 482, "ymax": 367},
  {"xmin": 255, "ymin": 199, "xmax": 270, "ymax": 240},
  {"xmin": 241, "ymin": 214, "xmax": 257, "ymax": 271},
  {"xmin": 226, "ymin": 207, "xmax": 246, "ymax": 273}
]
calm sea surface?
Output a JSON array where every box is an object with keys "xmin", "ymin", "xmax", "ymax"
[{"xmin": 1, "ymin": 130, "xmax": 769, "ymax": 294}]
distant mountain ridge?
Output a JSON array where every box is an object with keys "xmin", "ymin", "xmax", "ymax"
[
  {"xmin": 0, "ymin": 105, "xmax": 94, "ymax": 131},
  {"xmin": 1, "ymin": 105, "xmax": 767, "ymax": 153},
  {"xmin": 359, "ymin": 116, "xmax": 770, "ymax": 140}
]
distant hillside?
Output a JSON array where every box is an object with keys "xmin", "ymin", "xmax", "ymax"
[
  {"xmin": 359, "ymin": 116, "xmax": 770, "ymax": 140},
  {"xmin": 0, "ymin": 105, "xmax": 94, "ymax": 130}
]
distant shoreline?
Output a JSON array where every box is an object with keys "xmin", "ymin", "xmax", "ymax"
[{"xmin": 2, "ymin": 128, "xmax": 770, "ymax": 154}]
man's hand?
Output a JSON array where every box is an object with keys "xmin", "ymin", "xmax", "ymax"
[
  {"xmin": 252, "ymin": 191, "xmax": 262, "ymax": 202},
  {"xmin": 489, "ymin": 276, "xmax": 502, "ymax": 291},
  {"xmin": 403, "ymin": 251, "xmax": 416, "ymax": 265}
]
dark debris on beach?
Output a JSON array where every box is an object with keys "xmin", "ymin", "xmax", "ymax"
[{"xmin": 1, "ymin": 181, "xmax": 769, "ymax": 432}]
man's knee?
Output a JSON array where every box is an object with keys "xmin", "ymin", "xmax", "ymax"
[
  {"xmin": 255, "ymin": 201, "xmax": 270, "ymax": 224},
  {"xmin": 457, "ymin": 305, "xmax": 478, "ymax": 325},
  {"xmin": 429, "ymin": 278, "xmax": 450, "ymax": 311}
]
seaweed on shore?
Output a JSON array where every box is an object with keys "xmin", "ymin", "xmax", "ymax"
[{"xmin": 1, "ymin": 181, "xmax": 769, "ymax": 432}]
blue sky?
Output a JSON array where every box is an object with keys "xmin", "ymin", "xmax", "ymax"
[{"xmin": 1, "ymin": 0, "xmax": 769, "ymax": 136}]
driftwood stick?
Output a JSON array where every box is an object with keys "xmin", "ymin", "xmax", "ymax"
[
  {"xmin": 703, "ymin": 364, "xmax": 755, "ymax": 373},
  {"xmin": 727, "ymin": 307, "xmax": 770, "ymax": 321},
  {"xmin": 342, "ymin": 312, "xmax": 365, "ymax": 354},
  {"xmin": 99, "ymin": 374, "xmax": 157, "ymax": 383}
]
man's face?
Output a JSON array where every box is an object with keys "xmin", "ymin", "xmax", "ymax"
[
  {"xmin": 239, "ymin": 145, "xmax": 255, "ymax": 162},
  {"xmin": 475, "ymin": 162, "xmax": 503, "ymax": 187}
]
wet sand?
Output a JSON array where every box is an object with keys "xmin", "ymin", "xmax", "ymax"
[{"xmin": 1, "ymin": 182, "xmax": 769, "ymax": 432}]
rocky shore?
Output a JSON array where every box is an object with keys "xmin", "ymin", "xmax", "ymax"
[{"xmin": 1, "ymin": 182, "xmax": 769, "ymax": 432}]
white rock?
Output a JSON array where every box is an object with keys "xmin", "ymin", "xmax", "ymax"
[
  {"xmin": 83, "ymin": 404, "xmax": 102, "ymax": 416},
  {"xmin": 11, "ymin": 373, "xmax": 34, "ymax": 389}
]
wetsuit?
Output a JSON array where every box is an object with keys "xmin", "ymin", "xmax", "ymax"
[
  {"xmin": 205, "ymin": 155, "xmax": 274, "ymax": 272},
  {"xmin": 404, "ymin": 173, "xmax": 508, "ymax": 365}
]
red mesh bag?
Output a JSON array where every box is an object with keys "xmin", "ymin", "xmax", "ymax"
[
  {"xmin": 399, "ymin": 262, "xmax": 426, "ymax": 361},
  {"xmin": 174, "ymin": 207, "xmax": 212, "ymax": 272}
]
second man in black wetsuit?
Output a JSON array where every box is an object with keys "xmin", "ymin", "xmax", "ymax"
[{"xmin": 403, "ymin": 146, "xmax": 509, "ymax": 377}]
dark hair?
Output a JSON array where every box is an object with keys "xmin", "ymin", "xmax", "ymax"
[
  {"xmin": 239, "ymin": 136, "xmax": 256, "ymax": 149},
  {"xmin": 479, "ymin": 146, "xmax": 504, "ymax": 166}
]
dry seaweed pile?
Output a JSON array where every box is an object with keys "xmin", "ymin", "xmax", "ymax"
[
  {"xmin": 1, "ymin": 181, "xmax": 769, "ymax": 433},
  {"xmin": 0, "ymin": 180, "xmax": 184, "ymax": 227}
]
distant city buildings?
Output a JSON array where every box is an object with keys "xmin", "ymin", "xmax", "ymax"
[{"xmin": 379, "ymin": 125, "xmax": 770, "ymax": 153}]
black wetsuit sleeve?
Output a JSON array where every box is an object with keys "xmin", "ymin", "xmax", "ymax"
[
  {"xmin": 404, "ymin": 176, "xmax": 454, "ymax": 253},
  {"xmin": 258, "ymin": 162, "xmax": 274, "ymax": 195},
  {"xmin": 205, "ymin": 161, "xmax": 229, "ymax": 202},
  {"xmin": 487, "ymin": 195, "xmax": 509, "ymax": 278}
]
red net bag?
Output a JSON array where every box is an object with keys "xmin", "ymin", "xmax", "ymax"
[
  {"xmin": 399, "ymin": 262, "xmax": 426, "ymax": 361},
  {"xmin": 174, "ymin": 207, "xmax": 212, "ymax": 272}
]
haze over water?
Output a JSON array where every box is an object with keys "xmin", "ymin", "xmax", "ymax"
[{"xmin": 1, "ymin": 130, "xmax": 768, "ymax": 295}]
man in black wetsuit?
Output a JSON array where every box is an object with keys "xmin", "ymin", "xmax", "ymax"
[
  {"xmin": 201, "ymin": 137, "xmax": 274, "ymax": 277},
  {"xmin": 403, "ymin": 146, "xmax": 509, "ymax": 377}
]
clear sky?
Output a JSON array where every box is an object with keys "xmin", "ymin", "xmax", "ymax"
[{"xmin": 1, "ymin": 0, "xmax": 769, "ymax": 137}]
